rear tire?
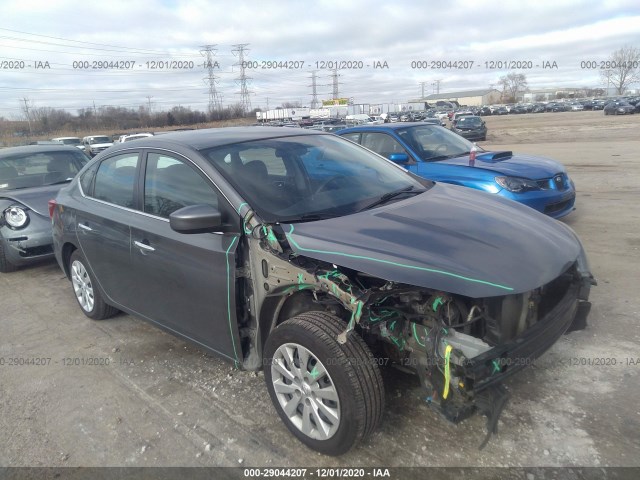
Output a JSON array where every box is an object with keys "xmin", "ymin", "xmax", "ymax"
[
  {"xmin": 69, "ymin": 250, "xmax": 118, "ymax": 320},
  {"xmin": 0, "ymin": 239, "xmax": 18, "ymax": 273},
  {"xmin": 264, "ymin": 311, "xmax": 384, "ymax": 455}
]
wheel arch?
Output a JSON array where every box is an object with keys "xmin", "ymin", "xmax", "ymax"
[
  {"xmin": 257, "ymin": 289, "xmax": 348, "ymax": 354},
  {"xmin": 61, "ymin": 241, "xmax": 78, "ymax": 279}
]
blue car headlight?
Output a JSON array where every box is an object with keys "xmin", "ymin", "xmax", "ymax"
[
  {"xmin": 4, "ymin": 206, "xmax": 29, "ymax": 229},
  {"xmin": 495, "ymin": 176, "xmax": 539, "ymax": 193}
]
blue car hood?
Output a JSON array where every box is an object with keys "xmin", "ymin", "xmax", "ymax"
[
  {"xmin": 283, "ymin": 183, "xmax": 581, "ymax": 298},
  {"xmin": 439, "ymin": 151, "xmax": 565, "ymax": 179}
]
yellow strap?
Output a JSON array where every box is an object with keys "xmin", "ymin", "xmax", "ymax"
[{"xmin": 443, "ymin": 344, "xmax": 453, "ymax": 399}]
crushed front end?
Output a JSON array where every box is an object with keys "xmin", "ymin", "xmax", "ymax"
[
  {"xmin": 237, "ymin": 210, "xmax": 595, "ymax": 447},
  {"xmin": 360, "ymin": 259, "xmax": 593, "ymax": 447}
]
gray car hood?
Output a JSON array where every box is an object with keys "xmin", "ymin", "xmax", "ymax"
[
  {"xmin": 0, "ymin": 184, "xmax": 65, "ymax": 217},
  {"xmin": 283, "ymin": 183, "xmax": 581, "ymax": 298}
]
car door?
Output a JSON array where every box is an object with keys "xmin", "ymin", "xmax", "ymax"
[
  {"xmin": 75, "ymin": 151, "xmax": 140, "ymax": 307},
  {"xmin": 127, "ymin": 150, "xmax": 241, "ymax": 361}
]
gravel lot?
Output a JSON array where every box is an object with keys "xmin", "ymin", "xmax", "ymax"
[{"xmin": 1, "ymin": 111, "xmax": 639, "ymax": 468}]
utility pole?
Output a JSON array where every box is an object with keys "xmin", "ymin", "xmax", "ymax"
[
  {"xmin": 432, "ymin": 79, "xmax": 441, "ymax": 94},
  {"xmin": 200, "ymin": 44, "xmax": 223, "ymax": 117},
  {"xmin": 92, "ymin": 101, "xmax": 98, "ymax": 127},
  {"xmin": 21, "ymin": 97, "xmax": 32, "ymax": 135},
  {"xmin": 266, "ymin": 97, "xmax": 269, "ymax": 111},
  {"xmin": 232, "ymin": 43, "xmax": 252, "ymax": 114},
  {"xmin": 146, "ymin": 95, "xmax": 153, "ymax": 113},
  {"xmin": 309, "ymin": 70, "xmax": 320, "ymax": 109}
]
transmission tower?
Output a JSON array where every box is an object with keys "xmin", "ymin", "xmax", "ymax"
[
  {"xmin": 330, "ymin": 68, "xmax": 340, "ymax": 99},
  {"xmin": 200, "ymin": 44, "xmax": 223, "ymax": 115},
  {"xmin": 232, "ymin": 44, "xmax": 252, "ymax": 113},
  {"xmin": 419, "ymin": 81, "xmax": 428, "ymax": 98},
  {"xmin": 309, "ymin": 70, "xmax": 320, "ymax": 108}
]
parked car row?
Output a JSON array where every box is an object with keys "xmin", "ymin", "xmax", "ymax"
[{"xmin": 44, "ymin": 132, "xmax": 158, "ymax": 159}]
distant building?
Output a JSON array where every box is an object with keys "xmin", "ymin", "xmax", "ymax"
[{"xmin": 409, "ymin": 89, "xmax": 501, "ymax": 107}]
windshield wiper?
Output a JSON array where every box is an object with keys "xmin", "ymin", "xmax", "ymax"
[
  {"xmin": 427, "ymin": 152, "xmax": 470, "ymax": 161},
  {"xmin": 357, "ymin": 186, "xmax": 424, "ymax": 212},
  {"xmin": 281, "ymin": 212, "xmax": 341, "ymax": 223}
]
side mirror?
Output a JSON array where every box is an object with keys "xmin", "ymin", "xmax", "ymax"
[
  {"xmin": 170, "ymin": 204, "xmax": 222, "ymax": 233},
  {"xmin": 388, "ymin": 153, "xmax": 409, "ymax": 164}
]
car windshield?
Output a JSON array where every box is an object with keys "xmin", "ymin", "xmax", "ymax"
[
  {"xmin": 0, "ymin": 150, "xmax": 87, "ymax": 190},
  {"xmin": 395, "ymin": 125, "xmax": 478, "ymax": 161},
  {"xmin": 89, "ymin": 136, "xmax": 111, "ymax": 144},
  {"xmin": 202, "ymin": 134, "xmax": 428, "ymax": 222},
  {"xmin": 456, "ymin": 117, "xmax": 482, "ymax": 126}
]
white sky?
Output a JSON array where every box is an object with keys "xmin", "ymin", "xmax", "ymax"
[{"xmin": 0, "ymin": 0, "xmax": 639, "ymax": 116}]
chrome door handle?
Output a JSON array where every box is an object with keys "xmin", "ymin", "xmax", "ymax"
[
  {"xmin": 134, "ymin": 240, "xmax": 155, "ymax": 252},
  {"xmin": 78, "ymin": 223, "xmax": 93, "ymax": 232}
]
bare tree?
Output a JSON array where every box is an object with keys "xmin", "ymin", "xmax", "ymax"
[
  {"xmin": 281, "ymin": 101, "xmax": 302, "ymax": 108},
  {"xmin": 498, "ymin": 72, "xmax": 528, "ymax": 103},
  {"xmin": 600, "ymin": 45, "xmax": 640, "ymax": 95}
]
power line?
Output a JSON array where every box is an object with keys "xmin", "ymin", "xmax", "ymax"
[{"xmin": 0, "ymin": 28, "xmax": 201, "ymax": 55}]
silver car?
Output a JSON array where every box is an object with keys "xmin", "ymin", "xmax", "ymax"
[{"xmin": 0, "ymin": 144, "xmax": 88, "ymax": 272}]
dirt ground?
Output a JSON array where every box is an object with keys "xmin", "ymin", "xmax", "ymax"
[{"xmin": 1, "ymin": 111, "xmax": 639, "ymax": 469}]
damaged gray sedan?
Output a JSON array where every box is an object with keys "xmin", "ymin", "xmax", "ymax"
[{"xmin": 51, "ymin": 128, "xmax": 594, "ymax": 455}]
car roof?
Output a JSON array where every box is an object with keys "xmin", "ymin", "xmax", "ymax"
[
  {"xmin": 338, "ymin": 122, "xmax": 440, "ymax": 132},
  {"xmin": 104, "ymin": 126, "xmax": 326, "ymax": 153},
  {"xmin": 0, "ymin": 144, "xmax": 83, "ymax": 157}
]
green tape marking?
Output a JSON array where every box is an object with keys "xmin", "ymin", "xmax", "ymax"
[
  {"xmin": 412, "ymin": 322, "xmax": 428, "ymax": 347},
  {"xmin": 432, "ymin": 296, "xmax": 444, "ymax": 311},
  {"xmin": 285, "ymin": 224, "xmax": 513, "ymax": 292},
  {"xmin": 225, "ymin": 236, "xmax": 240, "ymax": 367}
]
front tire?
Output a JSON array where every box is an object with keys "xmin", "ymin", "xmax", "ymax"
[
  {"xmin": 264, "ymin": 311, "xmax": 384, "ymax": 455},
  {"xmin": 69, "ymin": 250, "xmax": 118, "ymax": 320}
]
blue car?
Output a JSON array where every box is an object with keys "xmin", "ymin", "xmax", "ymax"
[{"xmin": 337, "ymin": 123, "xmax": 576, "ymax": 218}]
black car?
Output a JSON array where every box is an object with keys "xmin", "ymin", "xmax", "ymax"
[
  {"xmin": 450, "ymin": 115, "xmax": 487, "ymax": 141},
  {"xmin": 546, "ymin": 102, "xmax": 567, "ymax": 112},
  {"xmin": 603, "ymin": 101, "xmax": 635, "ymax": 115},
  {"xmin": 51, "ymin": 128, "xmax": 594, "ymax": 455},
  {"xmin": 0, "ymin": 145, "xmax": 88, "ymax": 272}
]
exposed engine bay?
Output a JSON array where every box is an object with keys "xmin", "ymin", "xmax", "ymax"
[{"xmin": 235, "ymin": 212, "xmax": 595, "ymax": 447}]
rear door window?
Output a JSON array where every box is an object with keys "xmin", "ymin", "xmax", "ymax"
[{"xmin": 92, "ymin": 153, "xmax": 139, "ymax": 208}]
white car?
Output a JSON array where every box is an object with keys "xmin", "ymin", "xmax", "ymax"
[
  {"xmin": 51, "ymin": 137, "xmax": 84, "ymax": 150},
  {"xmin": 81, "ymin": 135, "xmax": 114, "ymax": 157},
  {"xmin": 117, "ymin": 133, "xmax": 154, "ymax": 143}
]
